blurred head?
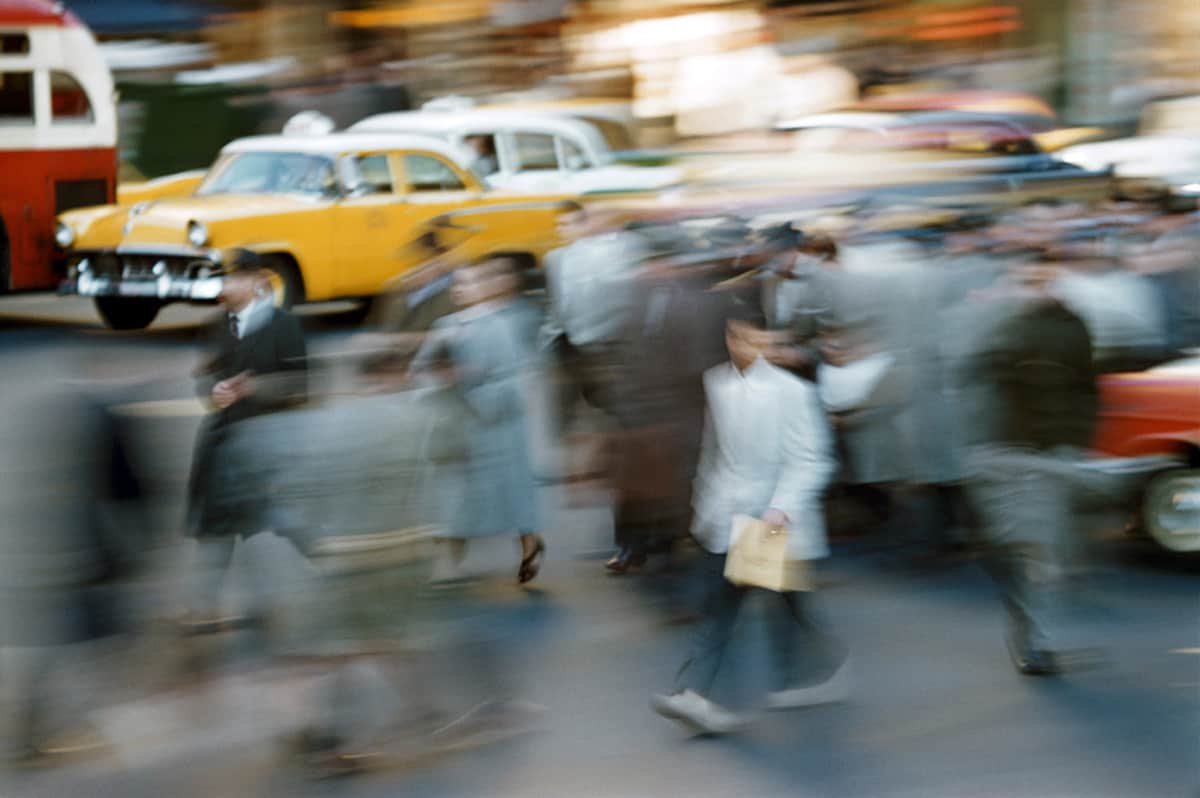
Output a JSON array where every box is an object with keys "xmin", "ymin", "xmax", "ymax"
[
  {"xmin": 451, "ymin": 257, "xmax": 518, "ymax": 309},
  {"xmin": 1008, "ymin": 257, "xmax": 1060, "ymax": 295},
  {"xmin": 726, "ymin": 319, "xmax": 785, "ymax": 371},
  {"xmin": 218, "ymin": 249, "xmax": 269, "ymax": 312},
  {"xmin": 555, "ymin": 201, "xmax": 589, "ymax": 240},
  {"xmin": 465, "ymin": 135, "xmax": 493, "ymax": 157},
  {"xmin": 790, "ymin": 234, "xmax": 839, "ymax": 272}
]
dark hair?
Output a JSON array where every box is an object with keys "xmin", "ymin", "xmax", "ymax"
[{"xmin": 798, "ymin": 235, "xmax": 838, "ymax": 260}]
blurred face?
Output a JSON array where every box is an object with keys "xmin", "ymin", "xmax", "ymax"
[
  {"xmin": 218, "ymin": 271, "xmax": 263, "ymax": 312},
  {"xmin": 557, "ymin": 209, "xmax": 588, "ymax": 241},
  {"xmin": 452, "ymin": 264, "xmax": 510, "ymax": 308},
  {"xmin": 451, "ymin": 266, "xmax": 484, "ymax": 308},
  {"xmin": 726, "ymin": 320, "xmax": 775, "ymax": 371}
]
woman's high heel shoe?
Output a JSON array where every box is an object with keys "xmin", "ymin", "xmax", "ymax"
[{"xmin": 518, "ymin": 537, "xmax": 546, "ymax": 584}]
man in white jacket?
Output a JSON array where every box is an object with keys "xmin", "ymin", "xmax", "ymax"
[{"xmin": 652, "ymin": 320, "xmax": 848, "ymax": 735}]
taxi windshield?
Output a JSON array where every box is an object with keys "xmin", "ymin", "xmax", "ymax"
[{"xmin": 197, "ymin": 151, "xmax": 339, "ymax": 198}]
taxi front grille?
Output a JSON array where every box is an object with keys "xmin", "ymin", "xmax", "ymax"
[{"xmin": 85, "ymin": 254, "xmax": 217, "ymax": 280}]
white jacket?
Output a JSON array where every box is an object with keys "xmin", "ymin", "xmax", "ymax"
[{"xmin": 691, "ymin": 358, "xmax": 836, "ymax": 561}]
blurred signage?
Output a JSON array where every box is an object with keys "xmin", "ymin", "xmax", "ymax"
[{"xmin": 330, "ymin": 0, "xmax": 490, "ymax": 29}]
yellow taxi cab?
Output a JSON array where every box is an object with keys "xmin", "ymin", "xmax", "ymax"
[
  {"xmin": 116, "ymin": 170, "xmax": 208, "ymax": 206},
  {"xmin": 56, "ymin": 131, "xmax": 570, "ymax": 329}
]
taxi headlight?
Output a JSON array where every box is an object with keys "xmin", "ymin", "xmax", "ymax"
[
  {"xmin": 54, "ymin": 221, "xmax": 74, "ymax": 249},
  {"xmin": 187, "ymin": 221, "xmax": 209, "ymax": 248}
]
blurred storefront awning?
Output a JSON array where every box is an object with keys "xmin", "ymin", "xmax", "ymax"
[
  {"xmin": 65, "ymin": 0, "xmax": 219, "ymax": 34},
  {"xmin": 329, "ymin": 0, "xmax": 491, "ymax": 29}
]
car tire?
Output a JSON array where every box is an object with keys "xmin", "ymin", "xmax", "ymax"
[
  {"xmin": 94, "ymin": 297, "xmax": 162, "ymax": 330},
  {"xmin": 261, "ymin": 255, "xmax": 303, "ymax": 310},
  {"xmin": 1142, "ymin": 468, "xmax": 1200, "ymax": 553}
]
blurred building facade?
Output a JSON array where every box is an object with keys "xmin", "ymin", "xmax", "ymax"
[{"xmin": 68, "ymin": 0, "xmax": 1200, "ymax": 175}]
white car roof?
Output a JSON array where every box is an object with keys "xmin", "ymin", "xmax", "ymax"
[
  {"xmin": 349, "ymin": 109, "xmax": 611, "ymax": 150},
  {"xmin": 222, "ymin": 132, "xmax": 476, "ymax": 167}
]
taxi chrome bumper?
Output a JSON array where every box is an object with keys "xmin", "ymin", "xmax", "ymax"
[{"xmin": 59, "ymin": 251, "xmax": 224, "ymax": 302}]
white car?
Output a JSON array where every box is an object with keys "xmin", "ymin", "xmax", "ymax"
[
  {"xmin": 347, "ymin": 109, "xmax": 682, "ymax": 196},
  {"xmin": 1057, "ymin": 95, "xmax": 1200, "ymax": 194},
  {"xmin": 689, "ymin": 111, "xmax": 1104, "ymax": 198}
]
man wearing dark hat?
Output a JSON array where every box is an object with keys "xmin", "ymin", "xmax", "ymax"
[{"xmin": 185, "ymin": 248, "xmax": 308, "ymax": 633}]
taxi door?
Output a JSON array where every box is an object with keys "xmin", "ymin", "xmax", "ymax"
[
  {"xmin": 392, "ymin": 151, "xmax": 486, "ymax": 265},
  {"xmin": 331, "ymin": 151, "xmax": 419, "ymax": 297},
  {"xmin": 334, "ymin": 150, "xmax": 486, "ymax": 295}
]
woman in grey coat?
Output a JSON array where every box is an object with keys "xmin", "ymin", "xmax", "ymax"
[{"xmin": 410, "ymin": 258, "xmax": 546, "ymax": 583}]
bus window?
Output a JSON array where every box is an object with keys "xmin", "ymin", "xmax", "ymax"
[
  {"xmin": 50, "ymin": 71, "xmax": 93, "ymax": 122},
  {"xmin": 1, "ymin": 34, "xmax": 30, "ymax": 55},
  {"xmin": 0, "ymin": 72, "xmax": 34, "ymax": 123}
]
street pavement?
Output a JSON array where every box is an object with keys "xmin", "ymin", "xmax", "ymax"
[{"xmin": 0, "ymin": 294, "xmax": 1196, "ymax": 798}]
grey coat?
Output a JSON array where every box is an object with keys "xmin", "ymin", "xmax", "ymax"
[
  {"xmin": 0, "ymin": 389, "xmax": 138, "ymax": 646},
  {"xmin": 412, "ymin": 300, "xmax": 542, "ymax": 538}
]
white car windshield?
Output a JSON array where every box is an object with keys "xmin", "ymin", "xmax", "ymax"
[{"xmin": 197, "ymin": 152, "xmax": 339, "ymax": 198}]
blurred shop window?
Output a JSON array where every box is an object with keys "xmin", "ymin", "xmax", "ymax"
[
  {"xmin": 50, "ymin": 71, "xmax": 94, "ymax": 123},
  {"xmin": 578, "ymin": 117, "xmax": 633, "ymax": 151},
  {"xmin": 0, "ymin": 72, "xmax": 33, "ymax": 124},
  {"xmin": 791, "ymin": 127, "xmax": 890, "ymax": 153},
  {"xmin": 403, "ymin": 154, "xmax": 466, "ymax": 192},
  {"xmin": 352, "ymin": 154, "xmax": 395, "ymax": 194},
  {"xmin": 0, "ymin": 34, "xmax": 30, "ymax": 55},
  {"xmin": 561, "ymin": 137, "xmax": 589, "ymax": 170},
  {"xmin": 513, "ymin": 132, "xmax": 558, "ymax": 171}
]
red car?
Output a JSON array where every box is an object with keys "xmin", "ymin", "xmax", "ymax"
[{"xmin": 1093, "ymin": 356, "xmax": 1200, "ymax": 553}]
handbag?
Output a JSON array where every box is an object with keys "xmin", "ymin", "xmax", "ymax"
[{"xmin": 723, "ymin": 515, "xmax": 812, "ymax": 592}]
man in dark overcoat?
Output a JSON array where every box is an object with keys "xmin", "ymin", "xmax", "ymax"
[{"xmin": 185, "ymin": 248, "xmax": 308, "ymax": 629}]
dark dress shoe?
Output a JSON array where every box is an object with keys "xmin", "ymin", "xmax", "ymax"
[
  {"xmin": 605, "ymin": 546, "xmax": 646, "ymax": 574},
  {"xmin": 1007, "ymin": 636, "xmax": 1060, "ymax": 676}
]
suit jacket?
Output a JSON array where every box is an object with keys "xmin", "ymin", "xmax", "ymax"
[
  {"xmin": 692, "ymin": 358, "xmax": 836, "ymax": 561},
  {"xmin": 966, "ymin": 297, "xmax": 1097, "ymax": 451},
  {"xmin": 196, "ymin": 307, "xmax": 309, "ymax": 428},
  {"xmin": 188, "ymin": 307, "xmax": 308, "ymax": 537}
]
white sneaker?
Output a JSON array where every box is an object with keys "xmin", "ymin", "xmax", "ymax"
[
  {"xmin": 766, "ymin": 658, "xmax": 852, "ymax": 710},
  {"xmin": 651, "ymin": 690, "xmax": 744, "ymax": 735}
]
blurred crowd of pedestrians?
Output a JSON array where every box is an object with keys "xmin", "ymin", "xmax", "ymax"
[{"xmin": 0, "ymin": 189, "xmax": 1196, "ymax": 775}]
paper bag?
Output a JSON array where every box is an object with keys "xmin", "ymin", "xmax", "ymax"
[{"xmin": 723, "ymin": 515, "xmax": 812, "ymax": 592}]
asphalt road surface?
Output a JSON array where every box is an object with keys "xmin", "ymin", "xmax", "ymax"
[{"xmin": 0, "ymin": 294, "xmax": 1196, "ymax": 798}]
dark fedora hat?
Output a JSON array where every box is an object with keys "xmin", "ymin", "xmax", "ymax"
[{"xmin": 221, "ymin": 248, "xmax": 266, "ymax": 274}]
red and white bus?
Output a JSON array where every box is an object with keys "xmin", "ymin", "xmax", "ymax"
[{"xmin": 0, "ymin": 0, "xmax": 116, "ymax": 293}]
